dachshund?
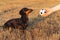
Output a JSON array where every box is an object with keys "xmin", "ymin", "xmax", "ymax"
[{"xmin": 3, "ymin": 8, "xmax": 33, "ymax": 30}]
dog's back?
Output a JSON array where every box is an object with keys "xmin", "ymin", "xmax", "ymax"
[{"xmin": 4, "ymin": 18, "xmax": 26, "ymax": 30}]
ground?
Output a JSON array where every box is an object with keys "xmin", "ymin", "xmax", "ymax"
[{"xmin": 0, "ymin": 0, "xmax": 60, "ymax": 40}]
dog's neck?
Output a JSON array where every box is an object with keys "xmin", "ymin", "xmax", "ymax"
[{"xmin": 21, "ymin": 15, "xmax": 28, "ymax": 23}]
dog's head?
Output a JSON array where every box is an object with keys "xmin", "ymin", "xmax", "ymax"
[{"xmin": 19, "ymin": 8, "xmax": 33, "ymax": 15}]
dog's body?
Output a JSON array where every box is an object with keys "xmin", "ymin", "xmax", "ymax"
[
  {"xmin": 4, "ymin": 16, "xmax": 28, "ymax": 30},
  {"xmin": 3, "ymin": 8, "xmax": 33, "ymax": 30}
]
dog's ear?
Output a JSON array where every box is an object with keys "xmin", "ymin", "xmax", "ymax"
[
  {"xmin": 19, "ymin": 9, "xmax": 24, "ymax": 15},
  {"xmin": 19, "ymin": 8, "xmax": 28, "ymax": 15}
]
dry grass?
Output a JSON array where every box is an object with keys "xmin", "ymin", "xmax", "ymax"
[{"xmin": 0, "ymin": 0, "xmax": 60, "ymax": 40}]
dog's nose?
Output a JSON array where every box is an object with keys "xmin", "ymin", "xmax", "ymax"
[{"xmin": 30, "ymin": 9, "xmax": 33, "ymax": 12}]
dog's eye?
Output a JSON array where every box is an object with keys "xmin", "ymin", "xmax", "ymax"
[{"xmin": 24, "ymin": 9, "xmax": 28, "ymax": 11}]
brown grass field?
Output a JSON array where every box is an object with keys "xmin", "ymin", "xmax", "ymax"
[{"xmin": 0, "ymin": 0, "xmax": 60, "ymax": 40}]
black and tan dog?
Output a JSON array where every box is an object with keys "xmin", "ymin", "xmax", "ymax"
[{"xmin": 3, "ymin": 8, "xmax": 33, "ymax": 30}]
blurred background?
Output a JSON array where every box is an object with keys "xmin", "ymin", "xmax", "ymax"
[{"xmin": 0, "ymin": 0, "xmax": 60, "ymax": 40}]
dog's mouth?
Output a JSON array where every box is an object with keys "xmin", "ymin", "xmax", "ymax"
[
  {"xmin": 30, "ymin": 9, "xmax": 33, "ymax": 12},
  {"xmin": 25, "ymin": 9, "xmax": 33, "ymax": 15},
  {"xmin": 28, "ymin": 9, "xmax": 33, "ymax": 13}
]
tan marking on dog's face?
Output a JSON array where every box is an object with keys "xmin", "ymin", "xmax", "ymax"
[{"xmin": 25, "ymin": 9, "xmax": 33, "ymax": 15}]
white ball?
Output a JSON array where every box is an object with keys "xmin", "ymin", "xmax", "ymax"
[{"xmin": 39, "ymin": 9, "xmax": 46, "ymax": 15}]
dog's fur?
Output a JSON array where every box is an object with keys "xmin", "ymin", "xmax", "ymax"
[{"xmin": 3, "ymin": 8, "xmax": 33, "ymax": 30}]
